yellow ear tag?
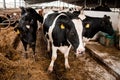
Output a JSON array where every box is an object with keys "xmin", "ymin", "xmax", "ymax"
[
  {"xmin": 60, "ymin": 24, "xmax": 65, "ymax": 29},
  {"xmin": 85, "ymin": 24, "xmax": 90, "ymax": 28},
  {"xmin": 16, "ymin": 30, "xmax": 20, "ymax": 34}
]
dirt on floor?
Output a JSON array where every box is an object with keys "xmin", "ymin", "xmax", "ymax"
[{"xmin": 0, "ymin": 26, "xmax": 116, "ymax": 80}]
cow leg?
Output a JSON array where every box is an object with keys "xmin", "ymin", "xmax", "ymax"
[
  {"xmin": 30, "ymin": 42, "xmax": 36, "ymax": 55},
  {"xmin": 28, "ymin": 41, "xmax": 36, "ymax": 60},
  {"xmin": 48, "ymin": 45, "xmax": 57, "ymax": 72},
  {"xmin": 31, "ymin": 44, "xmax": 36, "ymax": 61},
  {"xmin": 21, "ymin": 40, "xmax": 28, "ymax": 58},
  {"xmin": 31, "ymin": 44, "xmax": 35, "ymax": 58},
  {"xmin": 21, "ymin": 40, "xmax": 27, "ymax": 51},
  {"xmin": 64, "ymin": 52, "xmax": 70, "ymax": 70},
  {"xmin": 47, "ymin": 39, "xmax": 50, "ymax": 52},
  {"xmin": 59, "ymin": 46, "xmax": 71, "ymax": 70},
  {"xmin": 63, "ymin": 46, "xmax": 71, "ymax": 70},
  {"xmin": 46, "ymin": 39, "xmax": 52, "ymax": 58}
]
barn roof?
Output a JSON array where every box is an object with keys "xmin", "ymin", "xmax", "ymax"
[{"xmin": 24, "ymin": 0, "xmax": 120, "ymax": 8}]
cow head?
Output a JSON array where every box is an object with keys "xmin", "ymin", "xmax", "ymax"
[
  {"xmin": 71, "ymin": 7, "xmax": 86, "ymax": 21},
  {"xmin": 14, "ymin": 7, "xmax": 43, "ymax": 53},
  {"xmin": 82, "ymin": 15, "xmax": 114, "ymax": 38},
  {"xmin": 101, "ymin": 15, "xmax": 114, "ymax": 35},
  {"xmin": 60, "ymin": 14, "xmax": 85, "ymax": 56}
]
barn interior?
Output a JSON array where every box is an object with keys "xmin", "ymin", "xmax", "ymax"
[
  {"xmin": 0, "ymin": 0, "xmax": 120, "ymax": 80},
  {"xmin": 25, "ymin": 0, "xmax": 120, "ymax": 8}
]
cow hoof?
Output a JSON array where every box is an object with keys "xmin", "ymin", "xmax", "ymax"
[
  {"xmin": 65, "ymin": 67, "xmax": 70, "ymax": 71},
  {"xmin": 65, "ymin": 65, "xmax": 70, "ymax": 70},
  {"xmin": 47, "ymin": 66, "xmax": 53, "ymax": 73}
]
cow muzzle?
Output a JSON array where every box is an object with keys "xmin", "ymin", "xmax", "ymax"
[{"xmin": 75, "ymin": 47, "xmax": 85, "ymax": 57}]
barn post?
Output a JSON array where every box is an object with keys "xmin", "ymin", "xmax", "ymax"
[
  {"xmin": 67, "ymin": 0, "xmax": 69, "ymax": 8},
  {"xmin": 3, "ymin": 0, "xmax": 6, "ymax": 9},
  {"xmin": 19, "ymin": 0, "xmax": 21, "ymax": 6},
  {"xmin": 84, "ymin": 0, "xmax": 87, "ymax": 8},
  {"xmin": 14, "ymin": 0, "xmax": 16, "ymax": 8}
]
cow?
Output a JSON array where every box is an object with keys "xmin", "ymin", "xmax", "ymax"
[
  {"xmin": 72, "ymin": 10, "xmax": 114, "ymax": 45},
  {"xmin": 14, "ymin": 7, "xmax": 43, "ymax": 58},
  {"xmin": 82, "ymin": 15, "xmax": 114, "ymax": 43},
  {"xmin": 43, "ymin": 11, "xmax": 85, "ymax": 72}
]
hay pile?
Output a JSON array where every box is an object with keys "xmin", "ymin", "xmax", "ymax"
[{"xmin": 0, "ymin": 27, "xmax": 54, "ymax": 80}]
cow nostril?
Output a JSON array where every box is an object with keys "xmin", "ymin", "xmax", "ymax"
[
  {"xmin": 78, "ymin": 50, "xmax": 81, "ymax": 53},
  {"xmin": 77, "ymin": 48, "xmax": 85, "ymax": 54},
  {"xmin": 80, "ymin": 51, "xmax": 84, "ymax": 54}
]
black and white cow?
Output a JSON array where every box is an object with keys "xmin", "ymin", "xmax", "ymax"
[
  {"xmin": 14, "ymin": 7, "xmax": 43, "ymax": 57},
  {"xmin": 73, "ymin": 10, "xmax": 114, "ymax": 44},
  {"xmin": 43, "ymin": 11, "xmax": 85, "ymax": 72},
  {"xmin": 82, "ymin": 15, "xmax": 114, "ymax": 43}
]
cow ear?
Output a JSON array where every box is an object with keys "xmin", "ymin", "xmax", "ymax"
[{"xmin": 20, "ymin": 7, "xmax": 26, "ymax": 15}]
